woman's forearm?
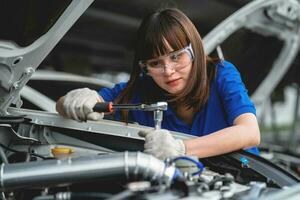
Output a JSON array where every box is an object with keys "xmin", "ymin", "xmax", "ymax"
[{"xmin": 184, "ymin": 113, "xmax": 260, "ymax": 158}]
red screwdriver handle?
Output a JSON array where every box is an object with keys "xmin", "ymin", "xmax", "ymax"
[{"xmin": 93, "ymin": 102, "xmax": 113, "ymax": 113}]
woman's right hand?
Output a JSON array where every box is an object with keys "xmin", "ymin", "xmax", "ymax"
[{"xmin": 56, "ymin": 88, "xmax": 104, "ymax": 121}]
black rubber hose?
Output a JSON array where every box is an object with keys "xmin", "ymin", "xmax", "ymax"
[
  {"xmin": 71, "ymin": 192, "xmax": 112, "ymax": 199},
  {"xmin": 0, "ymin": 143, "xmax": 47, "ymax": 160}
]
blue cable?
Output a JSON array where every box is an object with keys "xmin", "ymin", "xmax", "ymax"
[{"xmin": 171, "ymin": 156, "xmax": 205, "ymax": 176}]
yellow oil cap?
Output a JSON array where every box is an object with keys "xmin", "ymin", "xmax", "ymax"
[{"xmin": 51, "ymin": 147, "xmax": 74, "ymax": 158}]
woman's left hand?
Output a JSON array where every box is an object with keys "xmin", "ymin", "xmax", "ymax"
[{"xmin": 138, "ymin": 129, "xmax": 186, "ymax": 160}]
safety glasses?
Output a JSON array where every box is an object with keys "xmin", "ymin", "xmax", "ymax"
[{"xmin": 139, "ymin": 43, "xmax": 194, "ymax": 75}]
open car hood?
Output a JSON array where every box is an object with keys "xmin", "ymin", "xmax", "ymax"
[
  {"xmin": 203, "ymin": 0, "xmax": 300, "ymax": 119},
  {"xmin": 0, "ymin": 0, "xmax": 94, "ymax": 115}
]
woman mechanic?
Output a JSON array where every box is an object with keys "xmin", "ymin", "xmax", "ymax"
[{"xmin": 56, "ymin": 8, "xmax": 260, "ymax": 160}]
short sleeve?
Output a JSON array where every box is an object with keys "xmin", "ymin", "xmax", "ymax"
[
  {"xmin": 98, "ymin": 82, "xmax": 127, "ymax": 102},
  {"xmin": 216, "ymin": 61, "xmax": 256, "ymax": 125}
]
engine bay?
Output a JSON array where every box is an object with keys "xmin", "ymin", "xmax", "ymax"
[{"xmin": 0, "ymin": 108, "xmax": 298, "ymax": 200}]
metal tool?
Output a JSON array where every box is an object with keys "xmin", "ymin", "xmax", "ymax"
[{"xmin": 93, "ymin": 102, "xmax": 168, "ymax": 129}]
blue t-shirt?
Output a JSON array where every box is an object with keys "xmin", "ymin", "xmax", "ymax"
[{"xmin": 99, "ymin": 61, "xmax": 259, "ymax": 155}]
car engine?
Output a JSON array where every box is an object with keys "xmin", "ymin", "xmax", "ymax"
[{"xmin": 0, "ymin": 108, "xmax": 298, "ymax": 200}]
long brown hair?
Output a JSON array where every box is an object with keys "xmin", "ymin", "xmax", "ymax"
[{"xmin": 115, "ymin": 8, "xmax": 218, "ymax": 122}]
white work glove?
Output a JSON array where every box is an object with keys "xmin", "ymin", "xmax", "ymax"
[
  {"xmin": 62, "ymin": 88, "xmax": 104, "ymax": 121},
  {"xmin": 138, "ymin": 129, "xmax": 186, "ymax": 160}
]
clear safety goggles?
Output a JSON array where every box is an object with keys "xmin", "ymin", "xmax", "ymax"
[{"xmin": 139, "ymin": 43, "xmax": 194, "ymax": 75}]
